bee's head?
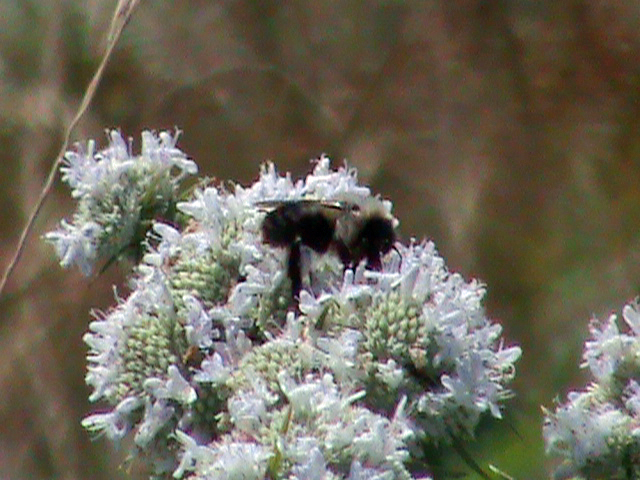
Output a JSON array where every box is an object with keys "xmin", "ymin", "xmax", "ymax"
[
  {"xmin": 358, "ymin": 214, "xmax": 396, "ymax": 255},
  {"xmin": 338, "ymin": 195, "xmax": 398, "ymax": 269}
]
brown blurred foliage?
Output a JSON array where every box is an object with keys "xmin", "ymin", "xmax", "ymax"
[{"xmin": 1, "ymin": 1, "xmax": 640, "ymax": 478}]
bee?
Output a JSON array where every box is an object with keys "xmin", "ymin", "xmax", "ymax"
[{"xmin": 258, "ymin": 196, "xmax": 398, "ymax": 300}]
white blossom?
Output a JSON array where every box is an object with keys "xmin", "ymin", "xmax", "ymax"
[
  {"xmin": 544, "ymin": 301, "xmax": 640, "ymax": 479},
  {"xmin": 50, "ymin": 147, "xmax": 520, "ymax": 479},
  {"xmin": 46, "ymin": 130, "xmax": 196, "ymax": 275}
]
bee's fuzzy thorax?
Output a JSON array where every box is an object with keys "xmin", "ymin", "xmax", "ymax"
[
  {"xmin": 352, "ymin": 196, "xmax": 393, "ymax": 219},
  {"xmin": 334, "ymin": 196, "xmax": 395, "ymax": 240}
]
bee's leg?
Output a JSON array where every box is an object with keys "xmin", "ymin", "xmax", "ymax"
[
  {"xmin": 366, "ymin": 252, "xmax": 382, "ymax": 271},
  {"xmin": 334, "ymin": 240, "xmax": 352, "ymax": 270},
  {"xmin": 288, "ymin": 239, "xmax": 302, "ymax": 302}
]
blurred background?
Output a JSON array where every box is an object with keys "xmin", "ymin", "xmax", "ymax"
[{"xmin": 1, "ymin": 1, "xmax": 640, "ymax": 478}]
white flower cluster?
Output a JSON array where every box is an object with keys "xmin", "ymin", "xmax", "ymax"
[
  {"xmin": 544, "ymin": 302, "xmax": 640, "ymax": 480},
  {"xmin": 45, "ymin": 130, "xmax": 197, "ymax": 275},
  {"xmin": 53, "ymin": 137, "xmax": 520, "ymax": 479}
]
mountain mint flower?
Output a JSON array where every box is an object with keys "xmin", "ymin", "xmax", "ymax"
[
  {"xmin": 49, "ymin": 136, "xmax": 520, "ymax": 479},
  {"xmin": 45, "ymin": 130, "xmax": 196, "ymax": 275},
  {"xmin": 544, "ymin": 301, "xmax": 640, "ymax": 479}
]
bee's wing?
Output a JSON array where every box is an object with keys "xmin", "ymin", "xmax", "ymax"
[
  {"xmin": 255, "ymin": 199, "xmax": 345, "ymax": 212},
  {"xmin": 254, "ymin": 199, "xmax": 291, "ymax": 211},
  {"xmin": 317, "ymin": 200, "xmax": 346, "ymax": 211}
]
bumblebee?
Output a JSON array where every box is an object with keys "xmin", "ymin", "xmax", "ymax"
[{"xmin": 258, "ymin": 197, "xmax": 397, "ymax": 300}]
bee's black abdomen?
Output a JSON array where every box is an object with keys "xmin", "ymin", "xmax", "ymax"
[
  {"xmin": 261, "ymin": 203, "xmax": 335, "ymax": 253},
  {"xmin": 298, "ymin": 212, "xmax": 334, "ymax": 253},
  {"xmin": 261, "ymin": 205, "xmax": 300, "ymax": 247}
]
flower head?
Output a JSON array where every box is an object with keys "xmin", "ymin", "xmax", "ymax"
[
  {"xmin": 69, "ymin": 151, "xmax": 517, "ymax": 478},
  {"xmin": 544, "ymin": 301, "xmax": 640, "ymax": 479},
  {"xmin": 45, "ymin": 130, "xmax": 196, "ymax": 275}
]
